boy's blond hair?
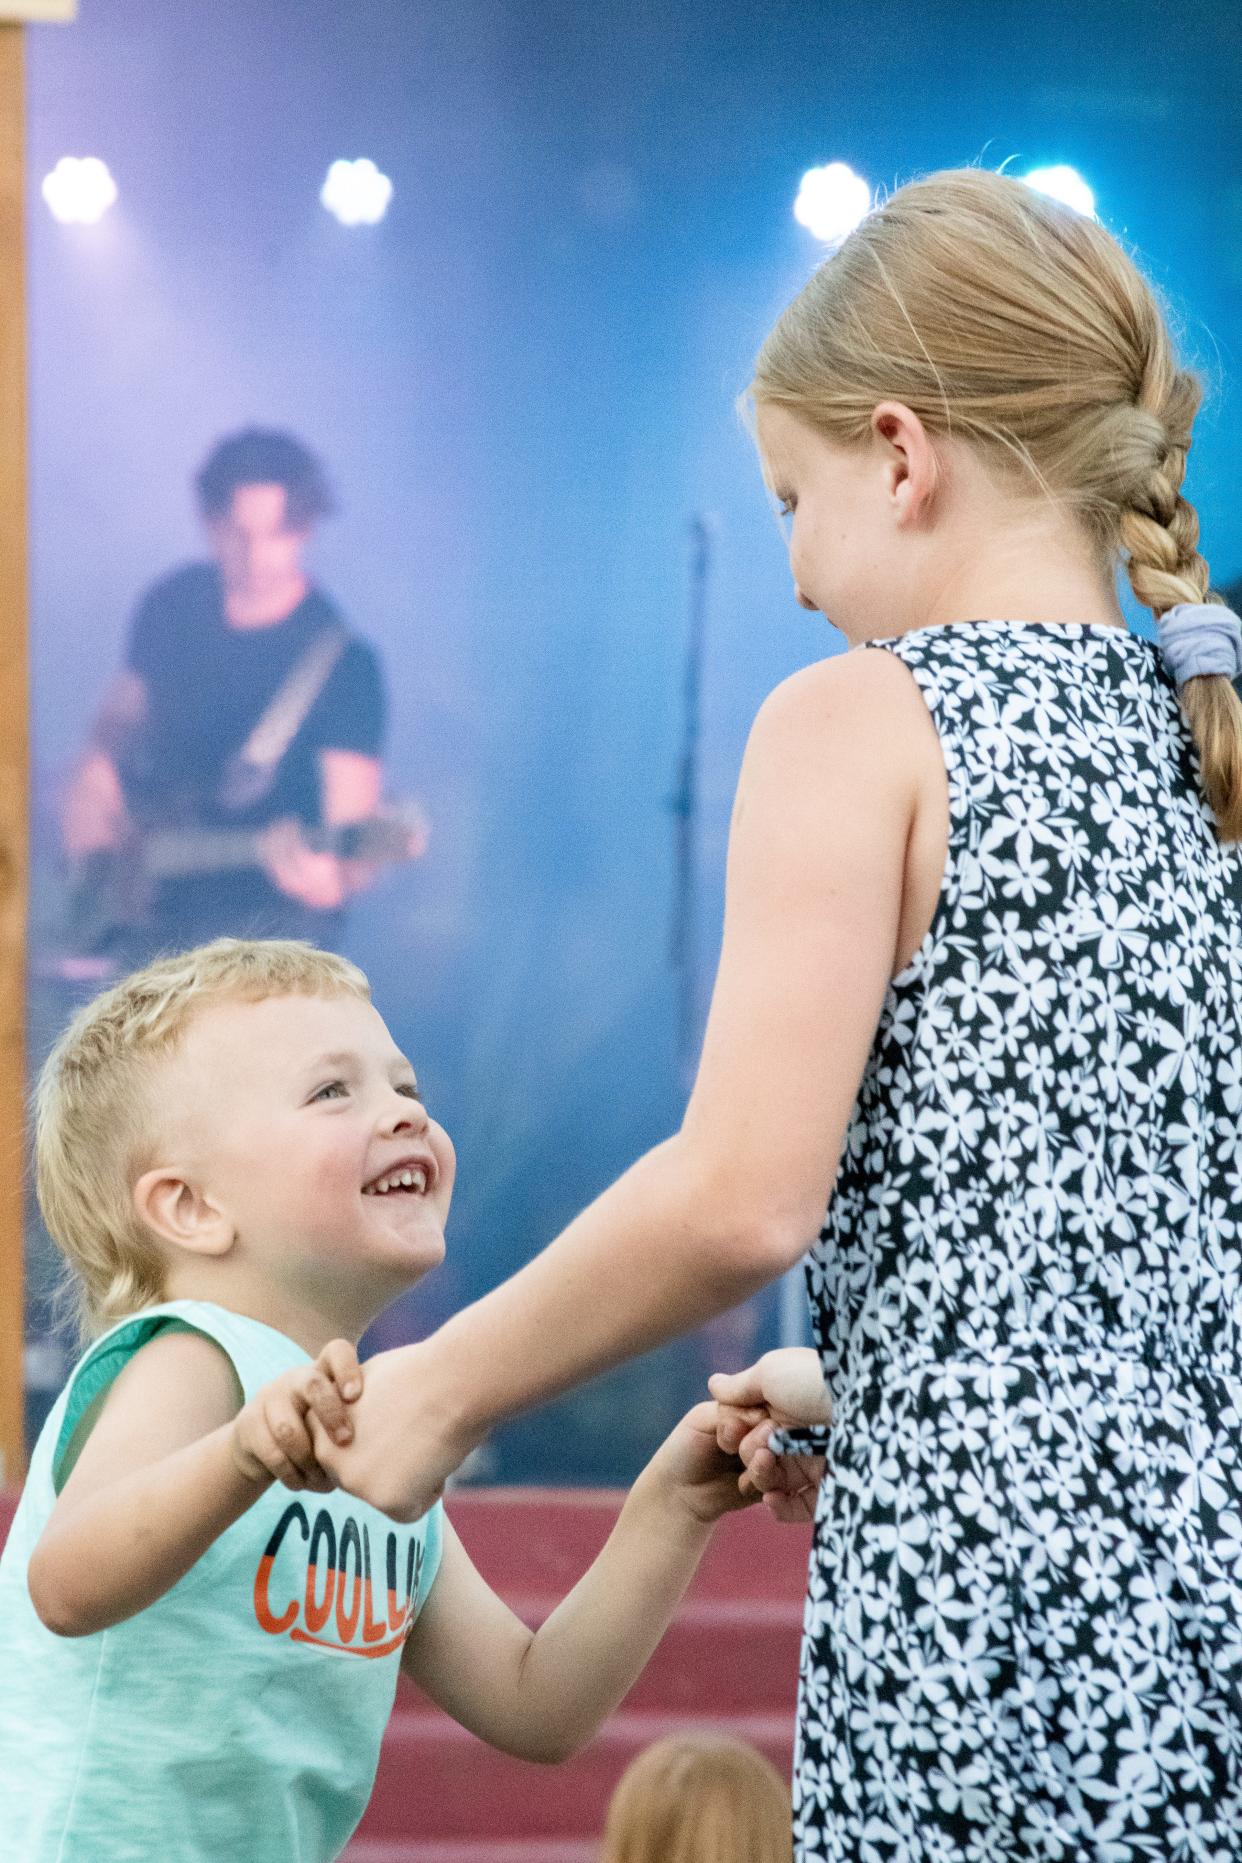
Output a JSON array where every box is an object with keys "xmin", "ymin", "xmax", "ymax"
[
  {"xmin": 599, "ymin": 1732, "xmax": 792, "ymax": 1863},
  {"xmin": 36, "ymin": 938, "xmax": 370, "ymax": 1344}
]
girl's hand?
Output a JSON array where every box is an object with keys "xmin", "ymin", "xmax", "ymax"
[
  {"xmin": 640, "ymin": 1400, "xmax": 760, "ymax": 1526},
  {"xmin": 230, "ymin": 1339, "xmax": 363, "ymax": 1493},
  {"xmin": 708, "ymin": 1347, "xmax": 830, "ymax": 1524}
]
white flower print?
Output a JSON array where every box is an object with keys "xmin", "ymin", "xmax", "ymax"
[
  {"xmin": 1079, "ymin": 891, "xmax": 1151, "ymax": 969},
  {"xmin": 794, "ymin": 623, "xmax": 1242, "ymax": 1862}
]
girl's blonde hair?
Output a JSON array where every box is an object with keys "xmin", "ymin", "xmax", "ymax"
[
  {"xmin": 599, "ymin": 1732, "xmax": 792, "ymax": 1863},
  {"xmin": 751, "ymin": 166, "xmax": 1242, "ymax": 841},
  {"xmin": 36, "ymin": 938, "xmax": 370, "ymax": 1344}
]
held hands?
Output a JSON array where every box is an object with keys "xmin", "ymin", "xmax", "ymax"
[
  {"xmin": 645, "ymin": 1347, "xmax": 832, "ymax": 1530},
  {"xmin": 230, "ymin": 1339, "xmax": 364, "ymax": 1493},
  {"xmin": 641, "ymin": 1400, "xmax": 768, "ymax": 1527},
  {"xmin": 306, "ymin": 1341, "xmax": 473, "ymax": 1524},
  {"xmin": 709, "ymin": 1347, "xmax": 831, "ymax": 1524},
  {"xmin": 255, "ymin": 1340, "xmax": 831, "ymax": 1529}
]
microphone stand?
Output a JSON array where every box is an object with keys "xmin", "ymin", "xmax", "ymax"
[
  {"xmin": 669, "ymin": 514, "xmax": 714, "ymax": 1092},
  {"xmin": 669, "ymin": 517, "xmax": 810, "ymax": 1351}
]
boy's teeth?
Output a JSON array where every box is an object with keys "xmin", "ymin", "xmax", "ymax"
[{"xmin": 364, "ymin": 1167, "xmax": 429, "ymax": 1196}]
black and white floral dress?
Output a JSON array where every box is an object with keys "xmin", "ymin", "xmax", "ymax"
[{"xmin": 793, "ymin": 619, "xmax": 1242, "ymax": 1863}]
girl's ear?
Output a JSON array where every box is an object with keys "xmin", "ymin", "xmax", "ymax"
[{"xmin": 870, "ymin": 400, "xmax": 941, "ymax": 526}]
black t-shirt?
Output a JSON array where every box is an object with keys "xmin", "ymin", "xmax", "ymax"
[{"xmin": 118, "ymin": 562, "xmax": 386, "ymax": 949}]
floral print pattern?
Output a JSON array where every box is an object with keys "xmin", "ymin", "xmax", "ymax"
[{"xmin": 795, "ymin": 621, "xmax": 1242, "ymax": 1862}]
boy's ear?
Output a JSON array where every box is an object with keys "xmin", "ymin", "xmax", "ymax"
[{"xmin": 132, "ymin": 1168, "xmax": 235, "ymax": 1259}]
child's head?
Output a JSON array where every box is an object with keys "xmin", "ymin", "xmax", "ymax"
[
  {"xmin": 748, "ymin": 164, "xmax": 1241, "ymax": 832},
  {"xmin": 37, "ymin": 938, "xmax": 455, "ymax": 1343},
  {"xmin": 599, "ymin": 1732, "xmax": 792, "ymax": 1863},
  {"xmin": 751, "ymin": 166, "xmax": 1207, "ymax": 625}
]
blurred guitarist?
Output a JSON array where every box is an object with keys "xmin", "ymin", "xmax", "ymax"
[{"xmin": 60, "ymin": 429, "xmax": 416, "ymax": 963}]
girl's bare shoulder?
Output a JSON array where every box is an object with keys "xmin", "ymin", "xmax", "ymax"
[{"xmin": 748, "ymin": 646, "xmax": 942, "ymax": 807}]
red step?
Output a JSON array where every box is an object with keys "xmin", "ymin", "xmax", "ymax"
[
  {"xmin": 360, "ymin": 1708, "xmax": 793, "ymax": 1842},
  {"xmin": 352, "ymin": 1492, "xmax": 806, "ymax": 1848},
  {"xmin": 444, "ymin": 1489, "xmax": 811, "ymax": 1605},
  {"xmin": 344, "ymin": 1845, "xmax": 595, "ymax": 1863},
  {"xmin": 390, "ymin": 1600, "xmax": 802, "ymax": 1716}
]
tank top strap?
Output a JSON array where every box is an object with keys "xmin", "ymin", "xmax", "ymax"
[{"xmin": 52, "ymin": 1300, "xmax": 309, "ymax": 1492}]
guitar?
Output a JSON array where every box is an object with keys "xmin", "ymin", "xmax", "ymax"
[{"xmin": 64, "ymin": 809, "xmax": 428, "ymax": 957}]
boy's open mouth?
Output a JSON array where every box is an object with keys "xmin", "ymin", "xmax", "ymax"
[{"xmin": 362, "ymin": 1155, "xmax": 434, "ymax": 1197}]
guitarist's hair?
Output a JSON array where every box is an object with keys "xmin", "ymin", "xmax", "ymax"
[
  {"xmin": 36, "ymin": 938, "xmax": 370, "ymax": 1346},
  {"xmin": 195, "ymin": 428, "xmax": 336, "ymax": 528}
]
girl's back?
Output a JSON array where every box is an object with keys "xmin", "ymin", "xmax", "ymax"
[
  {"xmin": 799, "ymin": 615, "xmax": 1242, "ymax": 1858},
  {"xmin": 821, "ymin": 615, "xmax": 1242, "ymax": 1383}
]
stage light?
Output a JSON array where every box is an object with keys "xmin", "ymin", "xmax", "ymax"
[
  {"xmin": 1022, "ymin": 164, "xmax": 1096, "ymax": 219},
  {"xmin": 320, "ymin": 158, "xmax": 393, "ymax": 227},
  {"xmin": 793, "ymin": 162, "xmax": 871, "ymax": 246},
  {"xmin": 41, "ymin": 156, "xmax": 118, "ymax": 225}
]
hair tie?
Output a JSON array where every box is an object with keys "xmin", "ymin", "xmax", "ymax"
[{"xmin": 1156, "ymin": 604, "xmax": 1242, "ymax": 687}]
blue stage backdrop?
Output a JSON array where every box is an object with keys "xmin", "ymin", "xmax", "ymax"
[{"xmin": 22, "ymin": 0, "xmax": 1242, "ymax": 1480}]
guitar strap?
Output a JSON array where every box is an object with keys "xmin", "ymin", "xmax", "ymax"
[{"xmin": 216, "ymin": 623, "xmax": 348, "ymax": 813}]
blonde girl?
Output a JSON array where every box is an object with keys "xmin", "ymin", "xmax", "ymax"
[{"xmin": 309, "ymin": 168, "xmax": 1242, "ymax": 1860}]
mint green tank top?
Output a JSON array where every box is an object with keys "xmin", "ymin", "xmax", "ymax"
[{"xmin": 0, "ymin": 1300, "xmax": 443, "ymax": 1862}]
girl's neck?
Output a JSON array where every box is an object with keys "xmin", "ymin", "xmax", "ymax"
[{"xmin": 904, "ymin": 507, "xmax": 1125, "ymax": 639}]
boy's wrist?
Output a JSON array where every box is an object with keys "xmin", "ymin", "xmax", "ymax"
[{"xmin": 627, "ymin": 1462, "xmax": 720, "ymax": 1543}]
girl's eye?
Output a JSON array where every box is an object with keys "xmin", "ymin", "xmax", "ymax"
[
  {"xmin": 312, "ymin": 1081, "xmax": 348, "ymax": 1102},
  {"xmin": 396, "ymin": 1083, "xmax": 423, "ymax": 1102},
  {"xmin": 778, "ymin": 498, "xmax": 795, "ymax": 519}
]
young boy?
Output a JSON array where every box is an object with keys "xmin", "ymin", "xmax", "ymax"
[{"xmin": 0, "ymin": 939, "xmax": 826, "ymax": 1862}]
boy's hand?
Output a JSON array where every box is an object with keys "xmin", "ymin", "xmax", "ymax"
[
  {"xmin": 709, "ymin": 1347, "xmax": 831, "ymax": 1525},
  {"xmin": 640, "ymin": 1400, "xmax": 761, "ymax": 1526},
  {"xmin": 230, "ymin": 1339, "xmax": 363, "ymax": 1493}
]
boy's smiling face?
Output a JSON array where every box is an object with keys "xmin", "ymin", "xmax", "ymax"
[{"xmin": 138, "ymin": 991, "xmax": 455, "ymax": 1332}]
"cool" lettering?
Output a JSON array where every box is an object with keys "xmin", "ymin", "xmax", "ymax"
[{"xmin": 253, "ymin": 1502, "xmax": 426, "ymax": 1657}]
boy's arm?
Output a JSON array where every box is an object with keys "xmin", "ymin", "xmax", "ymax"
[
  {"xmin": 28, "ymin": 1330, "xmax": 359, "ymax": 1637},
  {"xmin": 402, "ymin": 1437, "xmax": 720, "ymax": 1762}
]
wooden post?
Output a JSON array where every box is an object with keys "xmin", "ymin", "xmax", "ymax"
[{"xmin": 0, "ymin": 19, "xmax": 28, "ymax": 1486}]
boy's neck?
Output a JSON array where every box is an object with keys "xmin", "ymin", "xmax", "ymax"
[{"xmin": 161, "ymin": 1261, "xmax": 389, "ymax": 1355}]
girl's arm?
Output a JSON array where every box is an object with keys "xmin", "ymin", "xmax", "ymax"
[
  {"xmin": 28, "ymin": 1330, "xmax": 360, "ymax": 1636},
  {"xmin": 401, "ymin": 1404, "xmax": 761, "ymax": 1762},
  {"xmin": 316, "ymin": 647, "xmax": 933, "ymax": 1523}
]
